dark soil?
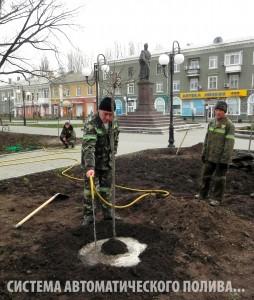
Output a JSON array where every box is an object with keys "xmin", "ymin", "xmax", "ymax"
[
  {"xmin": 0, "ymin": 144, "xmax": 254, "ymax": 300},
  {"xmin": 0, "ymin": 132, "xmax": 81, "ymax": 154},
  {"xmin": 101, "ymin": 238, "xmax": 128, "ymax": 255}
]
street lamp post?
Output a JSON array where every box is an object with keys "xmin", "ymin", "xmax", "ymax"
[
  {"xmin": 4, "ymin": 95, "xmax": 12, "ymax": 122},
  {"xmin": 84, "ymin": 54, "xmax": 110, "ymax": 111},
  {"xmin": 16, "ymin": 87, "xmax": 27, "ymax": 126},
  {"xmin": 159, "ymin": 41, "xmax": 184, "ymax": 147},
  {"xmin": 22, "ymin": 90, "xmax": 26, "ymax": 126}
]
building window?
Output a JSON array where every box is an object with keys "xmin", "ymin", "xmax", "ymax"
[
  {"xmin": 156, "ymin": 82, "xmax": 163, "ymax": 93},
  {"xmin": 127, "ymin": 97, "xmax": 137, "ymax": 112},
  {"xmin": 247, "ymin": 94, "xmax": 254, "ymax": 115},
  {"xmin": 156, "ymin": 63, "xmax": 163, "ymax": 75},
  {"xmin": 224, "ymin": 51, "xmax": 242, "ymax": 66},
  {"xmin": 63, "ymin": 88, "xmax": 70, "ymax": 97},
  {"xmin": 174, "ymin": 63, "xmax": 180, "ymax": 73},
  {"xmin": 209, "ymin": 56, "xmax": 218, "ymax": 69},
  {"xmin": 128, "ymin": 67, "xmax": 134, "ymax": 79},
  {"xmin": 208, "ymin": 76, "xmax": 217, "ymax": 90},
  {"xmin": 173, "ymin": 97, "xmax": 182, "ymax": 115},
  {"xmin": 226, "ymin": 97, "xmax": 240, "ymax": 115},
  {"xmin": 127, "ymin": 83, "xmax": 134, "ymax": 95},
  {"xmin": 154, "ymin": 97, "xmax": 166, "ymax": 114},
  {"xmin": 87, "ymin": 86, "xmax": 93, "ymax": 95},
  {"xmin": 182, "ymin": 100, "xmax": 204, "ymax": 116},
  {"xmin": 189, "ymin": 59, "xmax": 200, "ymax": 69},
  {"xmin": 76, "ymin": 87, "xmax": 81, "ymax": 96},
  {"xmin": 229, "ymin": 74, "xmax": 239, "ymax": 89},
  {"xmin": 102, "ymin": 88, "xmax": 108, "ymax": 96},
  {"xmin": 173, "ymin": 80, "xmax": 180, "ymax": 92},
  {"xmin": 190, "ymin": 78, "xmax": 199, "ymax": 91}
]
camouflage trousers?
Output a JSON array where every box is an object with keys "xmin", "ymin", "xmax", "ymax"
[
  {"xmin": 60, "ymin": 135, "xmax": 76, "ymax": 146},
  {"xmin": 199, "ymin": 161, "xmax": 228, "ymax": 201},
  {"xmin": 83, "ymin": 169, "xmax": 112, "ymax": 218}
]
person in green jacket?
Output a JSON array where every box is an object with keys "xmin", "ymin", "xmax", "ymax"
[
  {"xmin": 60, "ymin": 121, "xmax": 76, "ymax": 148},
  {"xmin": 196, "ymin": 100, "xmax": 235, "ymax": 206},
  {"xmin": 81, "ymin": 97, "xmax": 120, "ymax": 226}
]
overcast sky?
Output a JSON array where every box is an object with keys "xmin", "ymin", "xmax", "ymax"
[
  {"xmin": 63, "ymin": 0, "xmax": 254, "ymax": 58},
  {"xmin": 2, "ymin": 0, "xmax": 254, "ymax": 80}
]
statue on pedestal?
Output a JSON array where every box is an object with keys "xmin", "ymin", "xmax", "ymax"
[{"xmin": 139, "ymin": 43, "xmax": 151, "ymax": 81}]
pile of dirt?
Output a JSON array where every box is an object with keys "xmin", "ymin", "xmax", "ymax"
[
  {"xmin": 0, "ymin": 144, "xmax": 254, "ymax": 299},
  {"xmin": 0, "ymin": 132, "xmax": 82, "ymax": 154},
  {"xmin": 101, "ymin": 238, "xmax": 128, "ymax": 255}
]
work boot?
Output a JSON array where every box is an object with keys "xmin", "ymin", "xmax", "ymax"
[
  {"xmin": 213, "ymin": 176, "xmax": 226, "ymax": 203},
  {"xmin": 194, "ymin": 194, "xmax": 208, "ymax": 201},
  {"xmin": 199, "ymin": 176, "xmax": 212, "ymax": 200},
  {"xmin": 70, "ymin": 142, "xmax": 74, "ymax": 148},
  {"xmin": 209, "ymin": 199, "xmax": 221, "ymax": 207},
  {"xmin": 81, "ymin": 215, "xmax": 93, "ymax": 226},
  {"xmin": 64, "ymin": 144, "xmax": 68, "ymax": 149}
]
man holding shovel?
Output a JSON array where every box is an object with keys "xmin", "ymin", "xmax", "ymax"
[{"xmin": 81, "ymin": 97, "xmax": 120, "ymax": 226}]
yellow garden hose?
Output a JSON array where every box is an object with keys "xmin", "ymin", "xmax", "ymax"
[{"xmin": 0, "ymin": 148, "xmax": 171, "ymax": 209}]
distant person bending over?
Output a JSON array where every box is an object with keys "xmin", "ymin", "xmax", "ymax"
[
  {"xmin": 60, "ymin": 121, "xmax": 76, "ymax": 148},
  {"xmin": 196, "ymin": 101, "xmax": 235, "ymax": 206}
]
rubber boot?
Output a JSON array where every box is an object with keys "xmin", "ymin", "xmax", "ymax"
[
  {"xmin": 212, "ymin": 176, "xmax": 226, "ymax": 205},
  {"xmin": 198, "ymin": 176, "xmax": 212, "ymax": 200}
]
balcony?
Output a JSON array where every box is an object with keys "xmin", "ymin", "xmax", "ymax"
[
  {"xmin": 225, "ymin": 65, "xmax": 241, "ymax": 73},
  {"xmin": 185, "ymin": 66, "xmax": 200, "ymax": 76}
]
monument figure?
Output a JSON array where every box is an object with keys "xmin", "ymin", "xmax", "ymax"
[{"xmin": 139, "ymin": 43, "xmax": 151, "ymax": 81}]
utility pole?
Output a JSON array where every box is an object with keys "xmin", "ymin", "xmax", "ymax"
[
  {"xmin": 22, "ymin": 89, "xmax": 26, "ymax": 126},
  {"xmin": 8, "ymin": 95, "xmax": 12, "ymax": 122}
]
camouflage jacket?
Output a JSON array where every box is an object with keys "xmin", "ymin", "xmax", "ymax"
[
  {"xmin": 202, "ymin": 117, "xmax": 235, "ymax": 164},
  {"xmin": 60, "ymin": 126, "xmax": 76, "ymax": 139},
  {"xmin": 81, "ymin": 113, "xmax": 120, "ymax": 172}
]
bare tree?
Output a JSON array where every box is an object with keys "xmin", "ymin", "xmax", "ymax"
[
  {"xmin": 0, "ymin": 0, "xmax": 4, "ymax": 15},
  {"xmin": 114, "ymin": 41, "xmax": 127, "ymax": 60},
  {"xmin": 0, "ymin": 0, "xmax": 77, "ymax": 80},
  {"xmin": 67, "ymin": 50, "xmax": 94, "ymax": 73},
  {"xmin": 39, "ymin": 55, "xmax": 49, "ymax": 73},
  {"xmin": 128, "ymin": 41, "xmax": 135, "ymax": 56},
  {"xmin": 104, "ymin": 48, "xmax": 113, "ymax": 60},
  {"xmin": 67, "ymin": 51, "xmax": 83, "ymax": 73}
]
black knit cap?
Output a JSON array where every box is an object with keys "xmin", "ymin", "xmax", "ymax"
[
  {"xmin": 215, "ymin": 100, "xmax": 227, "ymax": 113},
  {"xmin": 99, "ymin": 97, "xmax": 116, "ymax": 112}
]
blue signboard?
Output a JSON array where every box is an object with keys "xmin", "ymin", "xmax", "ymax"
[{"xmin": 182, "ymin": 99, "xmax": 204, "ymax": 116}]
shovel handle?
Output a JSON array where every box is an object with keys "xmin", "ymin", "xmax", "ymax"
[{"xmin": 14, "ymin": 193, "xmax": 61, "ymax": 229}]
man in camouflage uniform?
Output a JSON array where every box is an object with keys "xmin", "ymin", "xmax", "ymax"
[
  {"xmin": 81, "ymin": 97, "xmax": 120, "ymax": 225},
  {"xmin": 197, "ymin": 100, "xmax": 235, "ymax": 206},
  {"xmin": 60, "ymin": 121, "xmax": 76, "ymax": 148}
]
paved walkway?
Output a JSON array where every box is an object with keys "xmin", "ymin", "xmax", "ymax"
[{"xmin": 0, "ymin": 124, "xmax": 253, "ymax": 180}]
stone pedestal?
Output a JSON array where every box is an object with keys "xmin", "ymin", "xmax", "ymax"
[
  {"xmin": 118, "ymin": 80, "xmax": 188, "ymax": 133},
  {"xmin": 135, "ymin": 80, "xmax": 158, "ymax": 114}
]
